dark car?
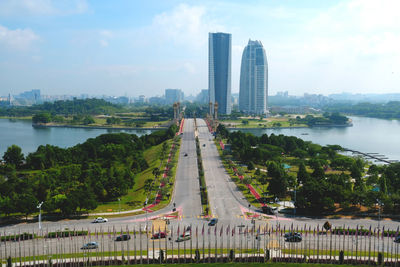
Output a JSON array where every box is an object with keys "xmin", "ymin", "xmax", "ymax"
[
  {"xmin": 208, "ymin": 218, "xmax": 218, "ymax": 226},
  {"xmin": 203, "ymin": 144, "xmax": 206, "ymax": 147},
  {"xmin": 115, "ymin": 234, "xmax": 131, "ymax": 241},
  {"xmin": 152, "ymin": 232, "xmax": 167, "ymax": 239},
  {"xmin": 284, "ymin": 232, "xmax": 302, "ymax": 242},
  {"xmin": 184, "ymin": 153, "xmax": 188, "ymax": 157},
  {"xmin": 394, "ymin": 236, "xmax": 400, "ymax": 243}
]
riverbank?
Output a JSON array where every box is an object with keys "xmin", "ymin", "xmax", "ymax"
[
  {"xmin": 225, "ymin": 123, "xmax": 352, "ymax": 130},
  {"xmin": 32, "ymin": 122, "xmax": 169, "ymax": 131}
]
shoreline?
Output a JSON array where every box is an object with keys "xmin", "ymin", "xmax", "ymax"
[
  {"xmin": 225, "ymin": 123, "xmax": 352, "ymax": 130},
  {"xmin": 32, "ymin": 123, "xmax": 167, "ymax": 131}
]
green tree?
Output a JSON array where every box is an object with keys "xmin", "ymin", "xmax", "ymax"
[
  {"xmin": 82, "ymin": 115, "xmax": 95, "ymax": 125},
  {"xmin": 32, "ymin": 112, "xmax": 52, "ymax": 123},
  {"xmin": 247, "ymin": 161, "xmax": 255, "ymax": 171},
  {"xmin": 3, "ymin": 145, "xmax": 24, "ymax": 168},
  {"xmin": 16, "ymin": 193, "xmax": 37, "ymax": 220},
  {"xmin": 297, "ymin": 162, "xmax": 310, "ymax": 184}
]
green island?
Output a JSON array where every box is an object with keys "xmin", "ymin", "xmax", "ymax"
[
  {"xmin": 214, "ymin": 123, "xmax": 400, "ymax": 216},
  {"xmin": 0, "ymin": 98, "xmax": 174, "ymax": 128},
  {"xmin": 0, "ymin": 123, "xmax": 180, "ymax": 220}
]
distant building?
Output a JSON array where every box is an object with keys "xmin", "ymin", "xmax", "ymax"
[
  {"xmin": 15, "ymin": 89, "xmax": 41, "ymax": 104},
  {"xmin": 137, "ymin": 95, "xmax": 147, "ymax": 103},
  {"xmin": 239, "ymin": 40, "xmax": 268, "ymax": 115},
  {"xmin": 105, "ymin": 96, "xmax": 129, "ymax": 105},
  {"xmin": 148, "ymin": 96, "xmax": 166, "ymax": 105},
  {"xmin": 195, "ymin": 89, "xmax": 208, "ymax": 103},
  {"xmin": 165, "ymin": 89, "xmax": 184, "ymax": 104},
  {"xmin": 209, "ymin": 32, "xmax": 232, "ymax": 115}
]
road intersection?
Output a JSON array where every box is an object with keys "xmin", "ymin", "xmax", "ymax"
[{"xmin": 1, "ymin": 118, "xmax": 398, "ymax": 235}]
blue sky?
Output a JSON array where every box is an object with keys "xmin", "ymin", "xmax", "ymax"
[{"xmin": 1, "ymin": 0, "xmax": 399, "ymax": 98}]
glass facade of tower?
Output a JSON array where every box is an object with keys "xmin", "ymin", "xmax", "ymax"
[
  {"xmin": 239, "ymin": 40, "xmax": 268, "ymax": 115},
  {"xmin": 209, "ymin": 32, "xmax": 232, "ymax": 115}
]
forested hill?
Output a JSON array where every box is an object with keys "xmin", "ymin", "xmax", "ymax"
[
  {"xmin": 0, "ymin": 124, "xmax": 178, "ymax": 216},
  {"xmin": 0, "ymin": 98, "xmax": 123, "ymax": 117},
  {"xmin": 324, "ymin": 101, "xmax": 400, "ymax": 119}
]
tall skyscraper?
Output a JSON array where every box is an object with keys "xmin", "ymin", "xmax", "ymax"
[
  {"xmin": 209, "ymin": 32, "xmax": 231, "ymax": 115},
  {"xmin": 239, "ymin": 40, "xmax": 268, "ymax": 115}
]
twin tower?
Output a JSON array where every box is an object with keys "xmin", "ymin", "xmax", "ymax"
[{"xmin": 209, "ymin": 32, "xmax": 268, "ymax": 115}]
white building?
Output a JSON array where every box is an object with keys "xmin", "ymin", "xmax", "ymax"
[{"xmin": 239, "ymin": 40, "xmax": 268, "ymax": 115}]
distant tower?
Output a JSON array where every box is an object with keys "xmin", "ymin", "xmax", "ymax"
[
  {"xmin": 209, "ymin": 32, "xmax": 232, "ymax": 115},
  {"xmin": 239, "ymin": 39, "xmax": 268, "ymax": 115}
]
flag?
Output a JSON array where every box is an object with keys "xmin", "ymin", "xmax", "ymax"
[
  {"xmin": 355, "ymin": 225, "xmax": 358, "ymax": 237},
  {"xmin": 226, "ymin": 225, "xmax": 230, "ymax": 236},
  {"xmin": 382, "ymin": 226, "xmax": 385, "ymax": 238},
  {"xmin": 196, "ymin": 226, "xmax": 198, "ymax": 237},
  {"xmin": 214, "ymin": 226, "xmax": 217, "ymax": 236},
  {"xmin": 202, "ymin": 225, "xmax": 204, "ymax": 236},
  {"xmin": 177, "ymin": 225, "xmax": 180, "ymax": 236},
  {"xmin": 232, "ymin": 227, "xmax": 235, "ymax": 237},
  {"xmin": 220, "ymin": 226, "xmax": 223, "ymax": 237},
  {"xmin": 369, "ymin": 226, "xmax": 372, "ymax": 237}
]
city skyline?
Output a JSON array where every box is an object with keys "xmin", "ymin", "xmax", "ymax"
[
  {"xmin": 1, "ymin": 0, "xmax": 400, "ymax": 97},
  {"xmin": 239, "ymin": 40, "xmax": 268, "ymax": 115}
]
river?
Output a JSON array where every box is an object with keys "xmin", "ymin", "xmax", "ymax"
[
  {"xmin": 0, "ymin": 119, "xmax": 152, "ymax": 156},
  {"xmin": 230, "ymin": 116, "xmax": 400, "ymax": 162},
  {"xmin": 1, "ymin": 116, "xmax": 400, "ymax": 161}
]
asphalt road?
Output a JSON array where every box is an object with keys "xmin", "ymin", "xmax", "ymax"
[
  {"xmin": 1, "ymin": 117, "xmax": 400, "ymax": 249},
  {"xmin": 196, "ymin": 119, "xmax": 248, "ymax": 223}
]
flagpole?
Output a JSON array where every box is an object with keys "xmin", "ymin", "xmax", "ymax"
[
  {"xmin": 201, "ymin": 223, "xmax": 205, "ymax": 263},
  {"xmin": 171, "ymin": 225, "xmax": 174, "ymax": 263},
  {"xmin": 208, "ymin": 226, "xmax": 210, "ymax": 264},
  {"xmin": 133, "ymin": 226, "xmax": 136, "ymax": 264},
  {"xmin": 152, "ymin": 225, "xmax": 155, "ymax": 263},
  {"xmin": 190, "ymin": 224, "xmax": 193, "ymax": 262}
]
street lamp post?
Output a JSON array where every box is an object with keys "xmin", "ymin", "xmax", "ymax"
[
  {"xmin": 118, "ymin": 198, "xmax": 121, "ymax": 213},
  {"xmin": 275, "ymin": 197, "xmax": 279, "ymax": 228},
  {"xmin": 37, "ymin": 201, "xmax": 44, "ymax": 230},
  {"xmin": 294, "ymin": 184, "xmax": 297, "ymax": 217},
  {"xmin": 377, "ymin": 199, "xmax": 382, "ymax": 230}
]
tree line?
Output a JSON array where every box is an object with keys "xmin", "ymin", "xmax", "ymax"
[
  {"xmin": 217, "ymin": 124, "xmax": 400, "ymax": 215},
  {"xmin": 1, "ymin": 98, "xmax": 123, "ymax": 118},
  {"xmin": 0, "ymin": 124, "xmax": 178, "ymax": 217},
  {"xmin": 325, "ymin": 101, "xmax": 400, "ymax": 119}
]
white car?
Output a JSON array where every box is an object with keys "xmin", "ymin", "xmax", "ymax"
[
  {"xmin": 81, "ymin": 242, "xmax": 99, "ymax": 250},
  {"xmin": 93, "ymin": 217, "xmax": 108, "ymax": 223}
]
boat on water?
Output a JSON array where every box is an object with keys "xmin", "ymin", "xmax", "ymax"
[{"xmin": 301, "ymin": 133, "xmax": 309, "ymax": 135}]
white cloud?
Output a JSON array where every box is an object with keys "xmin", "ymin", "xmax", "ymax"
[
  {"xmin": 152, "ymin": 3, "xmax": 225, "ymax": 49},
  {"xmin": 0, "ymin": 24, "xmax": 39, "ymax": 50},
  {"xmin": 98, "ymin": 30, "xmax": 113, "ymax": 47},
  {"xmin": 0, "ymin": 0, "xmax": 88, "ymax": 16}
]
